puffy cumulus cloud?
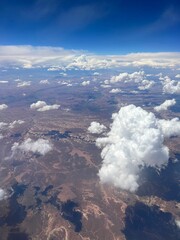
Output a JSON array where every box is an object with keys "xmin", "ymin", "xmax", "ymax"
[
  {"xmin": 109, "ymin": 88, "xmax": 122, "ymax": 93},
  {"xmin": 110, "ymin": 71, "xmax": 145, "ymax": 84},
  {"xmin": 39, "ymin": 79, "xmax": 50, "ymax": 84},
  {"xmin": 0, "ymin": 46, "xmax": 180, "ymax": 70},
  {"xmin": 138, "ymin": 79, "xmax": 155, "ymax": 90},
  {"xmin": 81, "ymin": 80, "xmax": 90, "ymax": 86},
  {"xmin": 30, "ymin": 101, "xmax": 46, "ymax": 109},
  {"xmin": 154, "ymin": 99, "xmax": 176, "ymax": 112},
  {"xmin": 37, "ymin": 104, "xmax": 60, "ymax": 112},
  {"xmin": 108, "ymin": 71, "xmax": 154, "ymax": 91},
  {"xmin": 9, "ymin": 120, "xmax": 25, "ymax": 128},
  {"xmin": 0, "ymin": 188, "xmax": 7, "ymax": 201},
  {"xmin": 158, "ymin": 118, "xmax": 180, "ymax": 138},
  {"xmin": 175, "ymin": 74, "xmax": 180, "ymax": 78},
  {"xmin": 0, "ymin": 120, "xmax": 24, "ymax": 139},
  {"xmin": 30, "ymin": 101, "xmax": 60, "ymax": 111},
  {"xmin": 95, "ymin": 105, "xmax": 180, "ymax": 192},
  {"xmin": 88, "ymin": 121, "xmax": 107, "ymax": 134},
  {"xmin": 17, "ymin": 81, "xmax": 31, "ymax": 87},
  {"xmin": 161, "ymin": 76, "xmax": 180, "ymax": 94},
  {"xmin": 12, "ymin": 138, "xmax": 52, "ymax": 155},
  {"xmin": 0, "ymin": 104, "xmax": 8, "ymax": 110}
]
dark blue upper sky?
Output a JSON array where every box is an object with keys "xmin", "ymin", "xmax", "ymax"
[{"xmin": 0, "ymin": 0, "xmax": 180, "ymax": 53}]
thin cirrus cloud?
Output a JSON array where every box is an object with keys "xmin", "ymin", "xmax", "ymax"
[
  {"xmin": 95, "ymin": 104, "xmax": 180, "ymax": 192},
  {"xmin": 0, "ymin": 46, "xmax": 180, "ymax": 70}
]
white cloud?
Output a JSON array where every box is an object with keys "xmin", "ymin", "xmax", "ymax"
[
  {"xmin": 0, "ymin": 104, "xmax": 8, "ymax": 110},
  {"xmin": 9, "ymin": 120, "xmax": 25, "ymax": 129},
  {"xmin": 109, "ymin": 88, "xmax": 122, "ymax": 93},
  {"xmin": 30, "ymin": 101, "xmax": 46, "ymax": 109},
  {"xmin": 138, "ymin": 79, "xmax": 155, "ymax": 90},
  {"xmin": 161, "ymin": 76, "xmax": 180, "ymax": 94},
  {"xmin": 30, "ymin": 101, "xmax": 60, "ymax": 111},
  {"xmin": 108, "ymin": 71, "xmax": 155, "ymax": 91},
  {"xmin": 37, "ymin": 104, "xmax": 60, "ymax": 111},
  {"xmin": 175, "ymin": 74, "xmax": 180, "ymax": 78},
  {"xmin": 154, "ymin": 99, "xmax": 176, "ymax": 112},
  {"xmin": 59, "ymin": 72, "xmax": 67, "ymax": 76},
  {"xmin": 17, "ymin": 81, "xmax": 31, "ymax": 87},
  {"xmin": 0, "ymin": 81, "xmax": 8, "ymax": 83},
  {"xmin": 39, "ymin": 79, "xmax": 50, "ymax": 84},
  {"xmin": 81, "ymin": 80, "xmax": 90, "ymax": 86},
  {"xmin": 101, "ymin": 84, "xmax": 111, "ymax": 88},
  {"xmin": 88, "ymin": 121, "xmax": 107, "ymax": 134},
  {"xmin": 0, "ymin": 120, "xmax": 24, "ymax": 129},
  {"xmin": 110, "ymin": 71, "xmax": 145, "ymax": 84},
  {"xmin": 12, "ymin": 138, "xmax": 52, "ymax": 155},
  {"xmin": 0, "ymin": 120, "xmax": 24, "ymax": 140},
  {"xmin": 0, "ymin": 122, "xmax": 8, "ymax": 129},
  {"xmin": 93, "ymin": 72, "xmax": 101, "ymax": 76},
  {"xmin": 158, "ymin": 118, "xmax": 180, "ymax": 137},
  {"xmin": 175, "ymin": 220, "xmax": 180, "ymax": 228},
  {"xmin": 0, "ymin": 188, "xmax": 7, "ymax": 201},
  {"xmin": 0, "ymin": 46, "xmax": 180, "ymax": 70},
  {"xmin": 96, "ymin": 105, "xmax": 180, "ymax": 192},
  {"xmin": 58, "ymin": 80, "xmax": 69, "ymax": 85},
  {"xmin": 47, "ymin": 67, "xmax": 60, "ymax": 71}
]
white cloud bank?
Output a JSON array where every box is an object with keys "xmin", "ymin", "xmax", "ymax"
[
  {"xmin": 0, "ymin": 46, "xmax": 180, "ymax": 70},
  {"xmin": 30, "ymin": 101, "xmax": 60, "ymax": 111},
  {"xmin": 96, "ymin": 105, "xmax": 180, "ymax": 192},
  {"xmin": 0, "ymin": 104, "xmax": 8, "ymax": 110},
  {"xmin": 154, "ymin": 99, "xmax": 176, "ymax": 112},
  {"xmin": 12, "ymin": 138, "xmax": 52, "ymax": 155},
  {"xmin": 88, "ymin": 121, "xmax": 107, "ymax": 134}
]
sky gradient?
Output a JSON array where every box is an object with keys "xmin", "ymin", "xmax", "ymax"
[{"xmin": 0, "ymin": 0, "xmax": 180, "ymax": 53}]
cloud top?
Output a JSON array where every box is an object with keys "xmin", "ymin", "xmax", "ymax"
[
  {"xmin": 30, "ymin": 101, "xmax": 60, "ymax": 111},
  {"xmin": 12, "ymin": 138, "xmax": 52, "ymax": 155},
  {"xmin": 88, "ymin": 121, "xmax": 107, "ymax": 134},
  {"xmin": 0, "ymin": 104, "xmax": 8, "ymax": 110},
  {"xmin": 96, "ymin": 105, "xmax": 180, "ymax": 192},
  {"xmin": 154, "ymin": 99, "xmax": 176, "ymax": 112}
]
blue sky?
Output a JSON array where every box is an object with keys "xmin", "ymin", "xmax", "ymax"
[{"xmin": 0, "ymin": 0, "xmax": 180, "ymax": 53}]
